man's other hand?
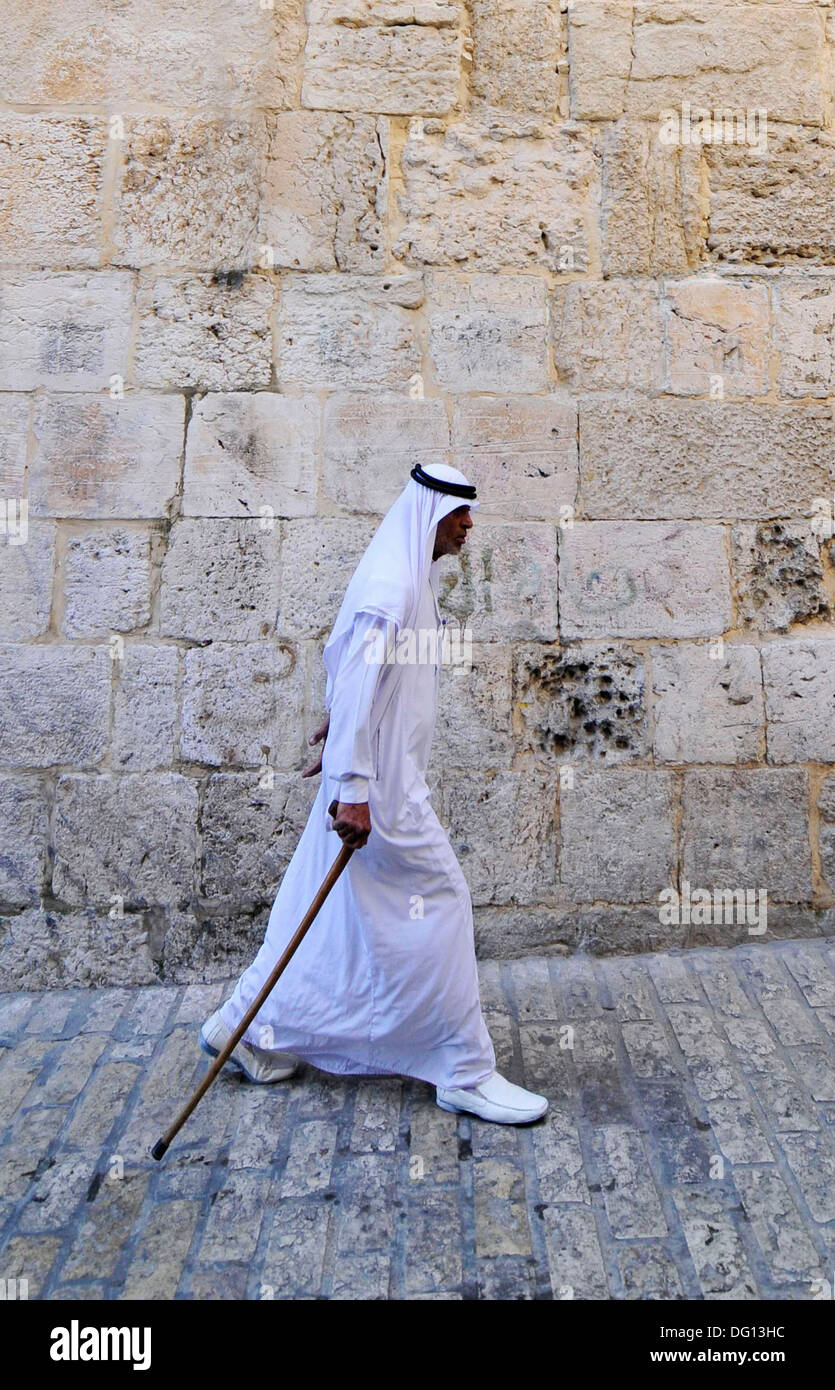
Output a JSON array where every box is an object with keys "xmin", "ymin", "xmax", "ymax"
[
  {"xmin": 333, "ymin": 801, "xmax": 371, "ymax": 849},
  {"xmin": 302, "ymin": 715, "xmax": 330, "ymax": 778}
]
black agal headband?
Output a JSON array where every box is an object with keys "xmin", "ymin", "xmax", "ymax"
[{"xmin": 410, "ymin": 464, "xmax": 477, "ymax": 501}]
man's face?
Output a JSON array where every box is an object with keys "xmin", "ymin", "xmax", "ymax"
[{"xmin": 432, "ymin": 505, "xmax": 473, "ymax": 560}]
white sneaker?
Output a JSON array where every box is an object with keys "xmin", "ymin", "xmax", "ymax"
[
  {"xmin": 199, "ymin": 1009, "xmax": 298, "ymax": 1084},
  {"xmin": 436, "ymin": 1070, "xmax": 548, "ymax": 1125}
]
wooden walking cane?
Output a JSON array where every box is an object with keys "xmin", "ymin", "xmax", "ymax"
[{"xmin": 151, "ymin": 802, "xmax": 354, "ymax": 1160}]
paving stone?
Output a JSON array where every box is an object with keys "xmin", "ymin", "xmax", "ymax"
[
  {"xmin": 673, "ymin": 1187, "xmax": 759, "ymax": 1299},
  {"xmin": 591, "ymin": 1125, "xmax": 667, "ymax": 1239},
  {"xmin": 617, "ymin": 1243, "xmax": 684, "ymax": 1301},
  {"xmin": 733, "ymin": 1167, "xmax": 825, "ymax": 1287},
  {"xmin": 119, "ymin": 1199, "xmax": 200, "ymax": 1300},
  {"xmin": 261, "ymin": 1200, "xmax": 330, "ymax": 1298},
  {"xmin": 198, "ymin": 1171, "xmax": 272, "ymax": 1263}
]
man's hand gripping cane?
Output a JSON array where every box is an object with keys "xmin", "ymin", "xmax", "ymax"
[{"xmin": 303, "ymin": 713, "xmax": 372, "ymax": 850}]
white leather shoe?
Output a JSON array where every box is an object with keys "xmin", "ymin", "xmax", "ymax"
[
  {"xmin": 436, "ymin": 1070, "xmax": 548, "ymax": 1125},
  {"xmin": 199, "ymin": 1009, "xmax": 298, "ymax": 1083}
]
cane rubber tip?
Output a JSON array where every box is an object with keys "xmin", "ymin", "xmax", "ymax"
[{"xmin": 151, "ymin": 1140, "xmax": 168, "ymax": 1161}]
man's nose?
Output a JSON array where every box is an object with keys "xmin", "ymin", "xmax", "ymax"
[{"xmin": 462, "ymin": 510, "xmax": 473, "ymax": 528}]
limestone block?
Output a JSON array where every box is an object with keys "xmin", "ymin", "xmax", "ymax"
[
  {"xmin": 601, "ymin": 121, "xmax": 703, "ymax": 276},
  {"xmin": 0, "ymin": 396, "xmax": 29, "ymax": 496},
  {"xmin": 0, "ymin": 646, "xmax": 110, "ymax": 768},
  {"xmin": 275, "ymin": 273, "xmax": 422, "ymax": 389},
  {"xmin": 579, "ymin": 400, "xmax": 834, "ymax": 520},
  {"xmin": 706, "ymin": 127, "xmax": 835, "ymax": 265},
  {"xmin": 0, "ymin": 777, "xmax": 48, "ymax": 907},
  {"xmin": 0, "ymin": 908, "xmax": 157, "ymax": 989},
  {"xmin": 53, "ymin": 774, "xmax": 198, "ymax": 909},
  {"xmin": 515, "ymin": 642, "xmax": 648, "ymax": 763},
  {"xmin": 559, "ymin": 769, "xmax": 675, "ymax": 903},
  {"xmin": 470, "ymin": 0, "xmax": 563, "ymax": 121},
  {"xmin": 430, "ymin": 642, "xmax": 513, "ymax": 771},
  {"xmin": 395, "ymin": 126, "xmax": 595, "ymax": 273},
  {"xmin": 818, "ymin": 774, "xmax": 835, "ymax": 894},
  {"xmin": 773, "ymin": 276, "xmax": 835, "ymax": 397},
  {"xmin": 439, "ymin": 768, "xmax": 558, "ymax": 906},
  {"xmin": 323, "ymin": 394, "xmax": 450, "ymax": 513},
  {"xmin": 0, "ymin": 116, "xmax": 106, "ymax": 267},
  {"xmin": 731, "ymin": 521, "xmax": 829, "ymax": 633},
  {"xmin": 452, "ymin": 397, "xmax": 577, "ymax": 521},
  {"xmin": 567, "ymin": 2, "xmax": 634, "ymax": 120},
  {"xmin": 626, "ymin": 2, "xmax": 825, "ymax": 124},
  {"xmin": 682, "ymin": 769, "xmax": 811, "ymax": 901},
  {"xmin": 183, "ymin": 393, "xmax": 318, "ymax": 520},
  {"xmin": 302, "ymin": 16, "xmax": 461, "ymax": 114},
  {"xmin": 160, "ymin": 518, "xmax": 282, "ymax": 642},
  {"xmin": 201, "ymin": 772, "xmax": 317, "ymax": 903},
  {"xmin": 0, "ymin": 521, "xmax": 55, "ymax": 640},
  {"xmin": 31, "ymin": 395, "xmax": 184, "ymax": 520},
  {"xmin": 63, "ymin": 527, "xmax": 152, "ymax": 638},
  {"xmin": 180, "ymin": 642, "xmax": 307, "ymax": 768},
  {"xmin": 763, "ymin": 639, "xmax": 835, "ymax": 762},
  {"xmin": 438, "ymin": 522, "xmax": 558, "ymax": 641},
  {"xmin": 112, "ymin": 646, "xmax": 179, "ymax": 772},
  {"xmin": 427, "ymin": 273, "xmax": 549, "ymax": 392},
  {"xmin": 260, "ymin": 112, "xmax": 386, "ymax": 273},
  {"xmin": 0, "ymin": 272, "xmax": 132, "ymax": 392},
  {"xmin": 560, "ymin": 523, "xmax": 731, "ymax": 639},
  {"xmin": 663, "ymin": 278, "xmax": 770, "ymax": 396},
  {"xmin": 134, "ymin": 272, "xmax": 273, "ymax": 391},
  {"xmin": 0, "ymin": 0, "xmax": 305, "ymax": 108},
  {"xmin": 277, "ymin": 519, "xmax": 378, "ymax": 639},
  {"xmin": 552, "ymin": 281, "xmax": 664, "ymax": 391},
  {"xmin": 113, "ymin": 117, "xmax": 265, "ymax": 271},
  {"xmin": 651, "ymin": 642, "xmax": 764, "ymax": 765}
]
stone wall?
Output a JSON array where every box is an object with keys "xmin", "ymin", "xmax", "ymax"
[{"xmin": 1, "ymin": 0, "xmax": 835, "ymax": 988}]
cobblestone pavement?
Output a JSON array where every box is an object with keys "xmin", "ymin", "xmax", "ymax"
[{"xmin": 1, "ymin": 938, "xmax": 835, "ymax": 1301}]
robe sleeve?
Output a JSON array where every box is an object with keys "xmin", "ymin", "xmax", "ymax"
[{"xmin": 325, "ymin": 610, "xmax": 389, "ymax": 804}]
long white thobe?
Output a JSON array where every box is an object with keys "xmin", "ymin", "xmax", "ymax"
[{"xmin": 219, "ymin": 574, "xmax": 496, "ymax": 1089}]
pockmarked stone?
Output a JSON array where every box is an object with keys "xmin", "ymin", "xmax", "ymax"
[
  {"xmin": 470, "ymin": 0, "xmax": 563, "ymax": 122},
  {"xmin": 552, "ymin": 280, "xmax": 664, "ymax": 391},
  {"xmin": 113, "ymin": 116, "xmax": 265, "ymax": 270},
  {"xmin": 440, "ymin": 766, "xmax": 558, "ymax": 906},
  {"xmin": 184, "ymin": 393, "xmax": 318, "ymax": 520},
  {"xmin": 567, "ymin": 1, "xmax": 634, "ymax": 120},
  {"xmin": 681, "ymin": 768, "xmax": 812, "ymax": 903},
  {"xmin": 651, "ymin": 642, "xmax": 764, "ymax": 765},
  {"xmin": 731, "ymin": 521, "xmax": 829, "ymax": 634},
  {"xmin": 160, "ymin": 518, "xmax": 282, "ymax": 643},
  {"xmin": 427, "ymin": 272, "xmax": 549, "ymax": 393},
  {"xmin": 438, "ymin": 521, "xmax": 558, "ymax": 641},
  {"xmin": 302, "ymin": 13, "xmax": 461, "ymax": 114},
  {"xmin": 0, "ymin": 0, "xmax": 305, "ymax": 107},
  {"xmin": 112, "ymin": 646, "xmax": 179, "ymax": 773},
  {"xmin": 600, "ymin": 120, "xmax": 703, "ymax": 275},
  {"xmin": 774, "ymin": 275, "xmax": 835, "ymax": 397},
  {"xmin": 559, "ymin": 522, "xmax": 731, "ymax": 639},
  {"xmin": 31, "ymin": 394, "xmax": 185, "ymax": 520},
  {"xmin": 0, "ymin": 271, "xmax": 132, "ymax": 391},
  {"xmin": 559, "ymin": 768, "xmax": 676, "ymax": 904},
  {"xmin": 763, "ymin": 639, "xmax": 835, "ymax": 763},
  {"xmin": 53, "ymin": 773, "xmax": 198, "ymax": 910},
  {"xmin": 451, "ymin": 397, "xmax": 577, "ymax": 522},
  {"xmin": 260, "ymin": 111, "xmax": 387, "ymax": 273},
  {"xmin": 579, "ymin": 400, "xmax": 834, "ymax": 521},
  {"xmin": 0, "ymin": 520, "xmax": 55, "ymax": 640},
  {"xmin": 706, "ymin": 126, "xmax": 835, "ymax": 265},
  {"xmin": 0, "ymin": 645, "xmax": 110, "ymax": 769},
  {"xmin": 323, "ymin": 393, "xmax": 450, "ymax": 514},
  {"xmin": 0, "ymin": 776, "xmax": 48, "ymax": 908},
  {"xmin": 0, "ymin": 907, "xmax": 157, "ymax": 989},
  {"xmin": 275, "ymin": 272, "xmax": 422, "ymax": 389},
  {"xmin": 0, "ymin": 116, "xmax": 107, "ymax": 267},
  {"xmin": 395, "ymin": 125, "xmax": 595, "ymax": 273},
  {"xmin": 663, "ymin": 277, "xmax": 770, "ymax": 396},
  {"xmin": 135, "ymin": 272, "xmax": 273, "ymax": 391},
  {"xmin": 201, "ymin": 772, "xmax": 316, "ymax": 905},
  {"xmin": 63, "ymin": 527, "xmax": 152, "ymax": 638},
  {"xmin": 514, "ymin": 641, "xmax": 648, "ymax": 764},
  {"xmin": 180, "ymin": 641, "xmax": 307, "ymax": 768},
  {"xmin": 277, "ymin": 518, "xmax": 378, "ymax": 639}
]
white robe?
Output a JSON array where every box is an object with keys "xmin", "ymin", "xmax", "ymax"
[{"xmin": 220, "ymin": 569, "xmax": 496, "ymax": 1089}]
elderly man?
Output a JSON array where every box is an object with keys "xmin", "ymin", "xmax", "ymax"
[{"xmin": 200, "ymin": 463, "xmax": 547, "ymax": 1125}]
